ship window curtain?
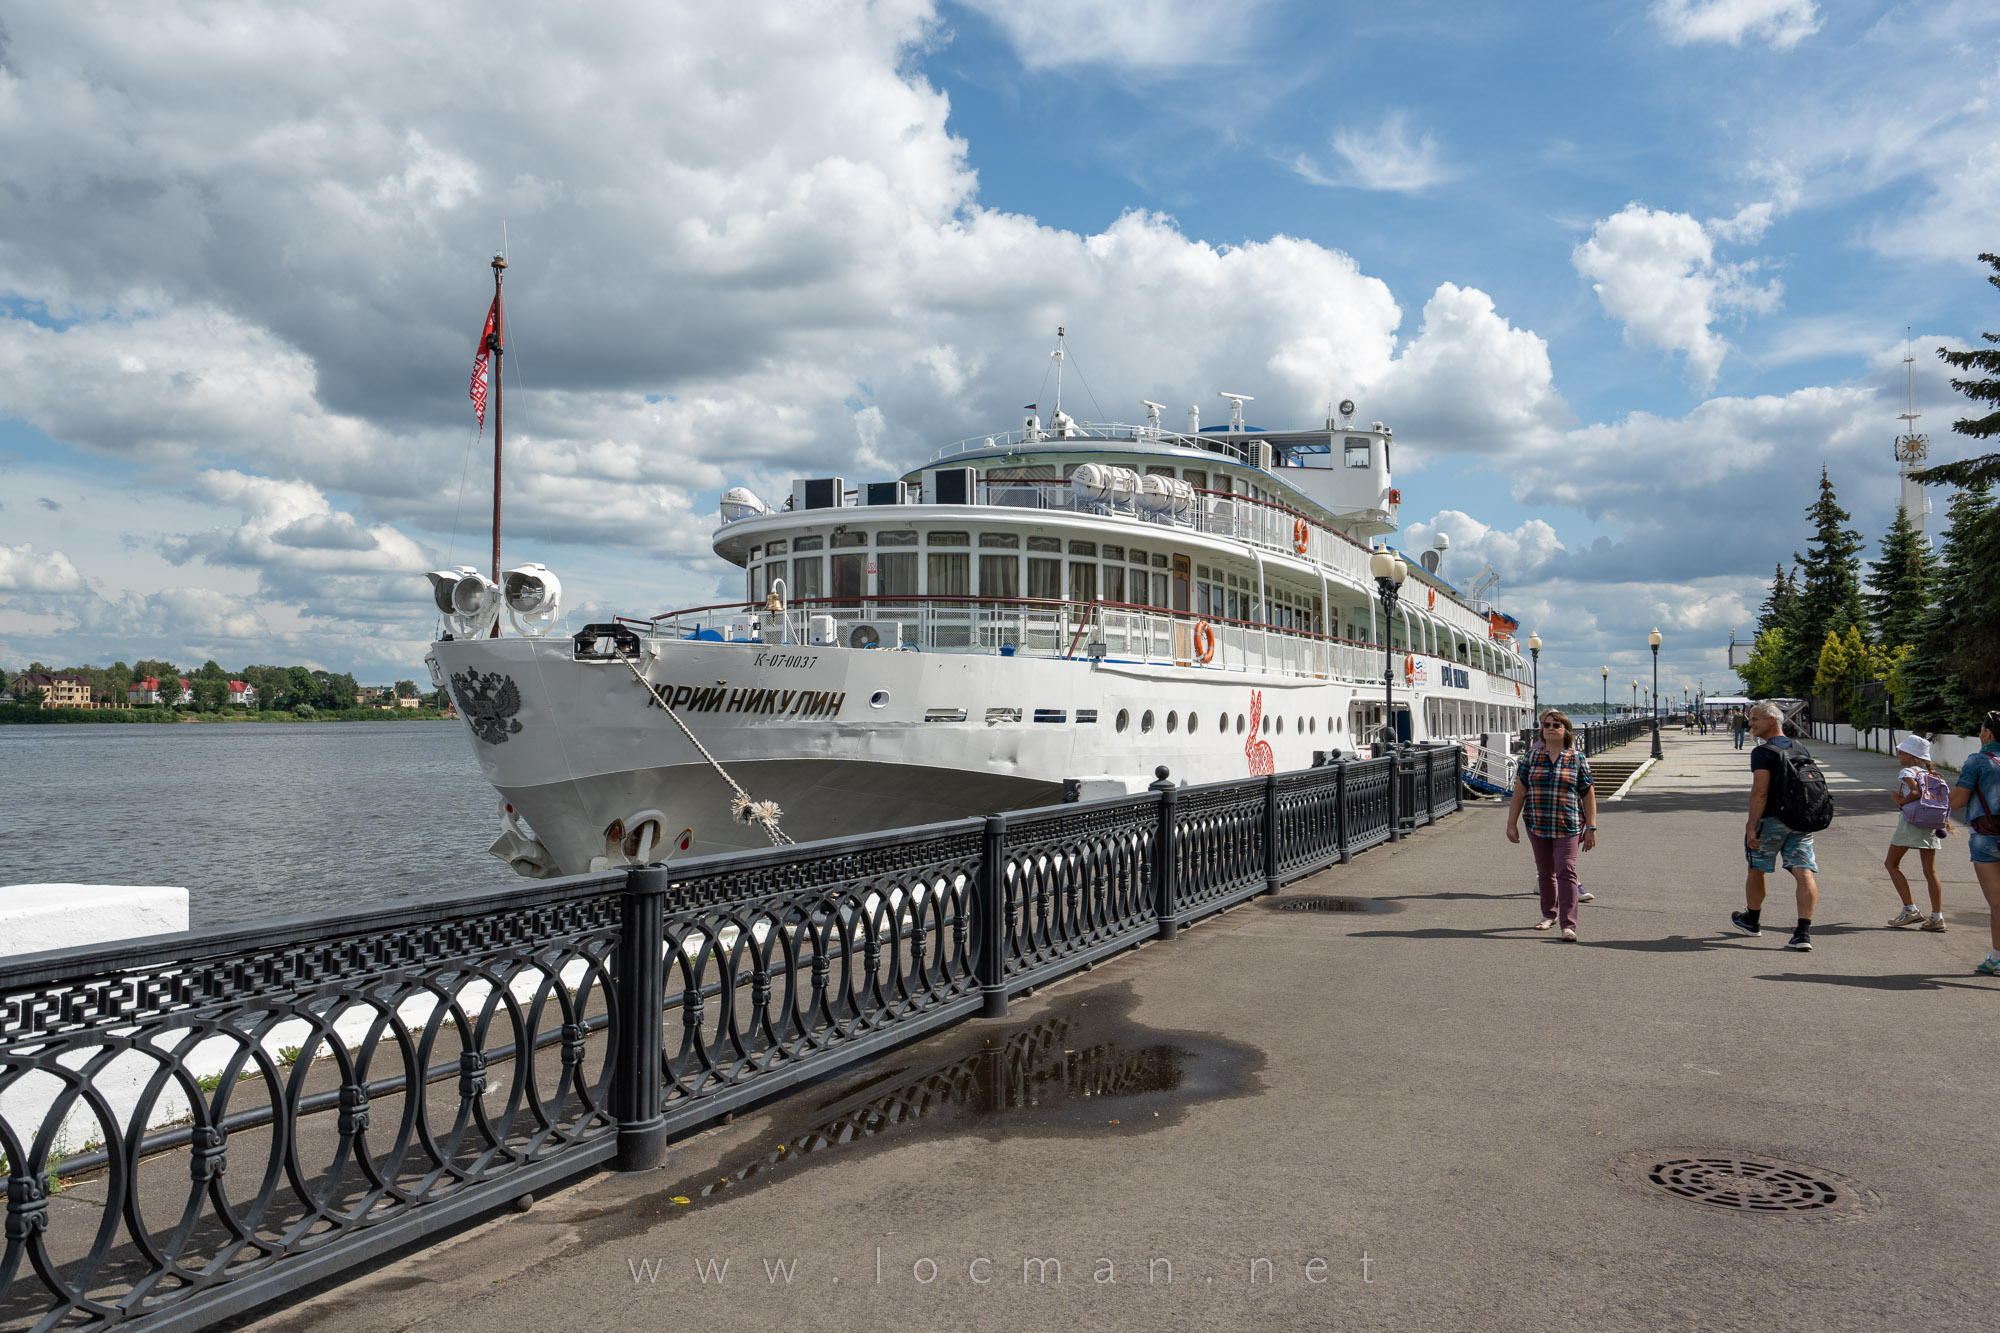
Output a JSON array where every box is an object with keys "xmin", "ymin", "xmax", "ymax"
[
  {"xmin": 1027, "ymin": 557, "xmax": 1062, "ymax": 601},
  {"xmin": 791, "ymin": 556, "xmax": 824, "ymax": 600},
  {"xmin": 928, "ymin": 552, "xmax": 971, "ymax": 597},
  {"xmin": 1069, "ymin": 561, "xmax": 1096, "ymax": 605},
  {"xmin": 831, "ymin": 553, "xmax": 866, "ymax": 600},
  {"xmin": 877, "ymin": 551, "xmax": 917, "ymax": 598},
  {"xmin": 1103, "ymin": 564, "xmax": 1125, "ymax": 605},
  {"xmin": 979, "ymin": 554, "xmax": 1019, "ymax": 599}
]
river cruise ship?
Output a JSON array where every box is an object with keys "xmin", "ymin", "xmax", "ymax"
[{"xmin": 427, "ymin": 382, "xmax": 1532, "ymax": 876}]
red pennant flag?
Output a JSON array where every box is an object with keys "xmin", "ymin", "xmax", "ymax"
[{"xmin": 470, "ymin": 295, "xmax": 499, "ymax": 430}]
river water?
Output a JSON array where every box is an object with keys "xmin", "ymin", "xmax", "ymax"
[{"xmin": 0, "ymin": 722, "xmax": 518, "ymax": 928}]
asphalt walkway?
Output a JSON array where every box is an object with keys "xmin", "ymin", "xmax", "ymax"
[{"xmin": 244, "ymin": 730, "xmax": 1999, "ymax": 1333}]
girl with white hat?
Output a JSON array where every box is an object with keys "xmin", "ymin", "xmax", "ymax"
[{"xmin": 1885, "ymin": 734, "xmax": 1949, "ymax": 930}]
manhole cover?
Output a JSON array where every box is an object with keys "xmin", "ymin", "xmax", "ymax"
[
  {"xmin": 1265, "ymin": 895, "xmax": 1402, "ymax": 914},
  {"xmin": 1614, "ymin": 1151, "xmax": 1878, "ymax": 1221}
]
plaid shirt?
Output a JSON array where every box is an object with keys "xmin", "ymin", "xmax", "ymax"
[{"xmin": 1515, "ymin": 746, "xmax": 1595, "ymax": 838}]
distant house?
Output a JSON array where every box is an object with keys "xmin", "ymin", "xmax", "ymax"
[
  {"xmin": 357, "ymin": 687, "xmax": 384, "ymax": 704},
  {"xmin": 15, "ymin": 672, "xmax": 94, "ymax": 709},
  {"xmin": 129, "ymin": 676, "xmax": 162, "ymax": 705},
  {"xmin": 176, "ymin": 678, "xmax": 193, "ymax": 706},
  {"xmin": 396, "ymin": 694, "xmax": 422, "ymax": 709},
  {"xmin": 227, "ymin": 681, "xmax": 256, "ymax": 707}
]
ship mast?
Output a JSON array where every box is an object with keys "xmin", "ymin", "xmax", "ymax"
[{"xmin": 489, "ymin": 253, "xmax": 507, "ymax": 632}]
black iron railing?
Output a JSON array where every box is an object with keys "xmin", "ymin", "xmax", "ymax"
[{"xmin": 1, "ymin": 745, "xmax": 1461, "ymax": 1331}]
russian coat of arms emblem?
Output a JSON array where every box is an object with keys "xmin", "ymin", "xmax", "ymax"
[{"xmin": 450, "ymin": 669, "xmax": 523, "ymax": 745}]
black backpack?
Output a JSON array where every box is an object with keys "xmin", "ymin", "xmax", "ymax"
[{"xmin": 1762, "ymin": 740, "xmax": 1834, "ymax": 832}]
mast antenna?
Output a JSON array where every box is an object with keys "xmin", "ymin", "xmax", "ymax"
[{"xmin": 1051, "ymin": 327, "xmax": 1065, "ymax": 416}]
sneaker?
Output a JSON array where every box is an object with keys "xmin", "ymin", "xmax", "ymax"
[
  {"xmin": 1561, "ymin": 927, "xmax": 1578, "ymax": 942},
  {"xmin": 1534, "ymin": 916, "xmax": 1557, "ymax": 930},
  {"xmin": 1886, "ymin": 905, "xmax": 1925, "ymax": 928},
  {"xmin": 1729, "ymin": 911, "xmax": 1762, "ymax": 937},
  {"xmin": 1921, "ymin": 915, "xmax": 1948, "ymax": 933},
  {"xmin": 1785, "ymin": 930, "xmax": 1813, "ymax": 952},
  {"xmin": 1578, "ymin": 890, "xmax": 1596, "ymax": 903},
  {"xmin": 1977, "ymin": 956, "xmax": 2000, "ymax": 977}
]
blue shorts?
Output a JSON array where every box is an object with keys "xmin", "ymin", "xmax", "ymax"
[
  {"xmin": 1971, "ymin": 832, "xmax": 2000, "ymax": 865},
  {"xmin": 1746, "ymin": 818, "xmax": 1816, "ymax": 873}
]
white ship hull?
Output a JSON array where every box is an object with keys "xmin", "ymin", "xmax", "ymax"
[{"xmin": 430, "ymin": 630, "xmax": 1521, "ymax": 873}]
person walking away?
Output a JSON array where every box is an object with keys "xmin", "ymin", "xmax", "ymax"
[
  {"xmin": 1884, "ymin": 734, "xmax": 1949, "ymax": 930},
  {"xmin": 1731, "ymin": 709, "xmax": 1749, "ymax": 750},
  {"xmin": 1506, "ymin": 709, "xmax": 1598, "ymax": 941},
  {"xmin": 1948, "ymin": 711, "xmax": 2000, "ymax": 977},
  {"xmin": 1732, "ymin": 700, "xmax": 1829, "ymax": 951}
]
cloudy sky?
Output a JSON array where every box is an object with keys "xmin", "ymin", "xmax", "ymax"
[{"xmin": 1, "ymin": 0, "xmax": 1995, "ymax": 699}]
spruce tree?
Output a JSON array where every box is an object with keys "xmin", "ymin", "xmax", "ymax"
[
  {"xmin": 1900, "ymin": 481, "xmax": 1992, "ymax": 732},
  {"xmin": 1865, "ymin": 504, "xmax": 1933, "ymax": 649},
  {"xmin": 1756, "ymin": 564, "xmax": 1798, "ymax": 637},
  {"xmin": 1781, "ymin": 467, "xmax": 1867, "ymax": 696},
  {"xmin": 1912, "ymin": 252, "xmax": 2000, "ymax": 488}
]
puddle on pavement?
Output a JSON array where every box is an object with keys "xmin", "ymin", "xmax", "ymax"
[{"xmin": 655, "ymin": 982, "xmax": 1262, "ymax": 1215}]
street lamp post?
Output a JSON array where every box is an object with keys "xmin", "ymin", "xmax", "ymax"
[
  {"xmin": 1631, "ymin": 679, "xmax": 1638, "ymax": 720},
  {"xmin": 1528, "ymin": 632, "xmax": 1542, "ymax": 720},
  {"xmin": 1601, "ymin": 666, "xmax": 1609, "ymax": 724},
  {"xmin": 1369, "ymin": 549, "xmax": 1408, "ymax": 751},
  {"xmin": 1649, "ymin": 627, "xmax": 1664, "ymax": 759}
]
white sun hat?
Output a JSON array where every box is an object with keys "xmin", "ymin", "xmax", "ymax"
[{"xmin": 1895, "ymin": 734, "xmax": 1933, "ymax": 763}]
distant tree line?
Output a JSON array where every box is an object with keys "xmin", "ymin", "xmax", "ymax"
[
  {"xmin": 0, "ymin": 659, "xmax": 446, "ymax": 717},
  {"xmin": 1736, "ymin": 255, "xmax": 2000, "ymax": 733}
]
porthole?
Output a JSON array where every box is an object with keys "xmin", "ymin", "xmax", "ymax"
[
  {"xmin": 1236, "ymin": 714, "xmax": 1245, "ymax": 735},
  {"xmin": 1296, "ymin": 716, "xmax": 1304, "ymax": 735},
  {"xmin": 1116, "ymin": 709, "xmax": 1130, "ymax": 733},
  {"xmin": 1189, "ymin": 712, "xmax": 1200, "ymax": 735},
  {"xmin": 1309, "ymin": 717, "xmax": 1317, "ymax": 734},
  {"xmin": 1141, "ymin": 709, "xmax": 1156, "ymax": 734},
  {"xmin": 1262, "ymin": 714, "xmax": 1271, "ymax": 735},
  {"xmin": 1218, "ymin": 712, "xmax": 1228, "ymax": 734},
  {"xmin": 1167, "ymin": 710, "xmax": 1179, "ymax": 733},
  {"xmin": 1276, "ymin": 716, "xmax": 1285, "ymax": 734},
  {"xmin": 1332, "ymin": 716, "xmax": 1340, "ymax": 733},
  {"xmin": 869, "ymin": 690, "xmax": 890, "ymax": 709}
]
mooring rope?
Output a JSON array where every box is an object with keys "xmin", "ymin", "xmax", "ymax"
[{"xmin": 618, "ymin": 652, "xmax": 792, "ymax": 845}]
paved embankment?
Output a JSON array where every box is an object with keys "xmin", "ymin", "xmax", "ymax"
[{"xmin": 244, "ymin": 731, "xmax": 1999, "ymax": 1333}]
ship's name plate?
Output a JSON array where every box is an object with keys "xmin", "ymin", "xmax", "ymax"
[
  {"xmin": 752, "ymin": 652, "xmax": 819, "ymax": 668},
  {"xmin": 652, "ymin": 683, "xmax": 846, "ymax": 718}
]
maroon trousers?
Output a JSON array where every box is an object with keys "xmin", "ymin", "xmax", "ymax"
[{"xmin": 1527, "ymin": 830, "xmax": 1582, "ymax": 931}]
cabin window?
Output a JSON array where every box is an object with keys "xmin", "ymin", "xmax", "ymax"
[
  {"xmin": 1103, "ymin": 565, "xmax": 1126, "ymax": 604},
  {"xmin": 980, "ymin": 532, "xmax": 1019, "ymax": 548},
  {"xmin": 877, "ymin": 530, "xmax": 917, "ymax": 546},
  {"xmin": 1172, "ymin": 555, "xmax": 1190, "ymax": 613},
  {"xmin": 791, "ymin": 555, "xmax": 824, "ymax": 599},
  {"xmin": 1152, "ymin": 552, "xmax": 1169, "ymax": 568},
  {"xmin": 1027, "ymin": 557, "xmax": 1063, "ymax": 600},
  {"xmin": 1027, "ymin": 535, "xmax": 1062, "ymax": 553},
  {"xmin": 1129, "ymin": 547, "xmax": 1148, "ymax": 564},
  {"xmin": 793, "ymin": 535, "xmax": 824, "ymax": 551},
  {"xmin": 765, "ymin": 539, "xmax": 788, "ymax": 556},
  {"xmin": 928, "ymin": 551, "xmax": 970, "ymax": 596},
  {"xmin": 1145, "ymin": 465, "xmax": 1176, "ymax": 478},
  {"xmin": 1183, "ymin": 469, "xmax": 1207, "ymax": 491},
  {"xmin": 927, "ymin": 531, "xmax": 969, "ymax": 546},
  {"xmin": 831, "ymin": 531, "xmax": 867, "ymax": 548},
  {"xmin": 1068, "ymin": 540, "xmax": 1096, "ymax": 557},
  {"xmin": 1101, "ymin": 544, "xmax": 1124, "ymax": 561},
  {"xmin": 1069, "ymin": 561, "xmax": 1097, "ymax": 604},
  {"xmin": 831, "ymin": 552, "xmax": 866, "ymax": 600},
  {"xmin": 979, "ymin": 554, "xmax": 1019, "ymax": 599},
  {"xmin": 749, "ymin": 545, "xmax": 762, "ymax": 560},
  {"xmin": 1152, "ymin": 571, "xmax": 1170, "ymax": 607},
  {"xmin": 877, "ymin": 551, "xmax": 917, "ymax": 598},
  {"xmin": 1345, "ymin": 438, "xmax": 1372, "ymax": 468}
]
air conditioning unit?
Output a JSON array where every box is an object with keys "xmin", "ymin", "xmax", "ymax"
[
  {"xmin": 864, "ymin": 481, "xmax": 908, "ymax": 506},
  {"xmin": 809, "ymin": 615, "xmax": 838, "ymax": 646},
  {"xmin": 924, "ymin": 467, "xmax": 977, "ymax": 505},
  {"xmin": 793, "ymin": 477, "xmax": 847, "ymax": 510},
  {"xmin": 846, "ymin": 620, "xmax": 901, "ymax": 650},
  {"xmin": 1252, "ymin": 440, "xmax": 1274, "ymax": 471}
]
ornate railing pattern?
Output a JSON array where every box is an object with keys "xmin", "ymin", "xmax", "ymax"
[{"xmin": 1, "ymin": 746, "xmax": 1460, "ymax": 1332}]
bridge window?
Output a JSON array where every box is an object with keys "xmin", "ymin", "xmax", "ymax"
[{"xmin": 1344, "ymin": 438, "xmax": 1372, "ymax": 468}]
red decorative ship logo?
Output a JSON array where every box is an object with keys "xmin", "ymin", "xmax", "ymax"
[{"xmin": 1245, "ymin": 690, "xmax": 1274, "ymax": 776}]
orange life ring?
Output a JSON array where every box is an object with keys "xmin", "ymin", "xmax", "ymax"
[
  {"xmin": 1427, "ymin": 586, "xmax": 1436, "ymax": 609},
  {"xmin": 1403, "ymin": 653, "xmax": 1415, "ymax": 684},
  {"xmin": 1193, "ymin": 620, "xmax": 1216, "ymax": 664},
  {"xmin": 1515, "ymin": 682, "xmax": 1522, "ymax": 698},
  {"xmin": 1292, "ymin": 518, "xmax": 1309, "ymax": 553}
]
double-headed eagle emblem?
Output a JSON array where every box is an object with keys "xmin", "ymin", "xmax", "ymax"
[{"xmin": 451, "ymin": 669, "xmax": 523, "ymax": 745}]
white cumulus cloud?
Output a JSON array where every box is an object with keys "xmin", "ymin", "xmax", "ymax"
[
  {"xmin": 1297, "ymin": 112, "xmax": 1453, "ymax": 194},
  {"xmin": 1651, "ymin": 0, "xmax": 1821, "ymax": 50},
  {"xmin": 953, "ymin": 0, "xmax": 1264, "ymax": 71}
]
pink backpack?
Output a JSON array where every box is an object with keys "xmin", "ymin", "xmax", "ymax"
[{"xmin": 1908, "ymin": 772, "xmax": 1951, "ymax": 831}]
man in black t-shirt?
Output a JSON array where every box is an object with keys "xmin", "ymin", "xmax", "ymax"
[{"xmin": 1730, "ymin": 701, "xmax": 1819, "ymax": 951}]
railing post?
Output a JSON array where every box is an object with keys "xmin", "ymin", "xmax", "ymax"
[
  {"xmin": 1423, "ymin": 749, "xmax": 1436, "ymax": 826},
  {"xmin": 1334, "ymin": 758, "xmax": 1350, "ymax": 863},
  {"xmin": 612, "ymin": 864, "xmax": 669, "ymax": 1172},
  {"xmin": 1263, "ymin": 772, "xmax": 1281, "ymax": 894},
  {"xmin": 979, "ymin": 815, "xmax": 1009, "ymax": 1018},
  {"xmin": 1387, "ymin": 749, "xmax": 1402, "ymax": 842},
  {"xmin": 1150, "ymin": 766, "xmax": 1178, "ymax": 940}
]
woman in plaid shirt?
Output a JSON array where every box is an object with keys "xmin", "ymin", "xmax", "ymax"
[{"xmin": 1506, "ymin": 709, "xmax": 1599, "ymax": 941}]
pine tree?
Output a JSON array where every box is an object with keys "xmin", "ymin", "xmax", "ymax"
[
  {"xmin": 1756, "ymin": 564, "xmax": 1798, "ymax": 637},
  {"xmin": 1912, "ymin": 252, "xmax": 2000, "ymax": 488},
  {"xmin": 1865, "ymin": 504, "xmax": 1933, "ymax": 649},
  {"xmin": 1900, "ymin": 481, "xmax": 1992, "ymax": 732},
  {"xmin": 1781, "ymin": 467, "xmax": 1867, "ymax": 697}
]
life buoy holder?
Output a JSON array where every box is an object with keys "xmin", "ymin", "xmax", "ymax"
[
  {"xmin": 1292, "ymin": 518, "xmax": 1309, "ymax": 553},
  {"xmin": 1404, "ymin": 653, "xmax": 1416, "ymax": 684},
  {"xmin": 1427, "ymin": 586, "xmax": 1436, "ymax": 609},
  {"xmin": 1515, "ymin": 682, "xmax": 1522, "ymax": 698},
  {"xmin": 1387, "ymin": 488, "xmax": 1402, "ymax": 506},
  {"xmin": 1193, "ymin": 620, "xmax": 1217, "ymax": 665}
]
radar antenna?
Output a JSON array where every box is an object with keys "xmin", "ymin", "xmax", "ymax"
[{"xmin": 1218, "ymin": 391, "xmax": 1254, "ymax": 431}]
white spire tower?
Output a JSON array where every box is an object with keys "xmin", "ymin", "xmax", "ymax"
[{"xmin": 1894, "ymin": 329, "xmax": 1932, "ymax": 546}]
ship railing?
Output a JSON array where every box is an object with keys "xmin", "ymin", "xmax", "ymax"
[
  {"xmin": 931, "ymin": 421, "xmax": 1258, "ymax": 467},
  {"xmin": 637, "ymin": 597, "xmax": 1497, "ymax": 691}
]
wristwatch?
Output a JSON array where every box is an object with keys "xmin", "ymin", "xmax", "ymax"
[{"xmin": 1583, "ymin": 825, "xmax": 1597, "ymax": 831}]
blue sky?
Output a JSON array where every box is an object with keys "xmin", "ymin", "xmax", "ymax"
[{"xmin": 0, "ymin": 0, "xmax": 1994, "ymax": 698}]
